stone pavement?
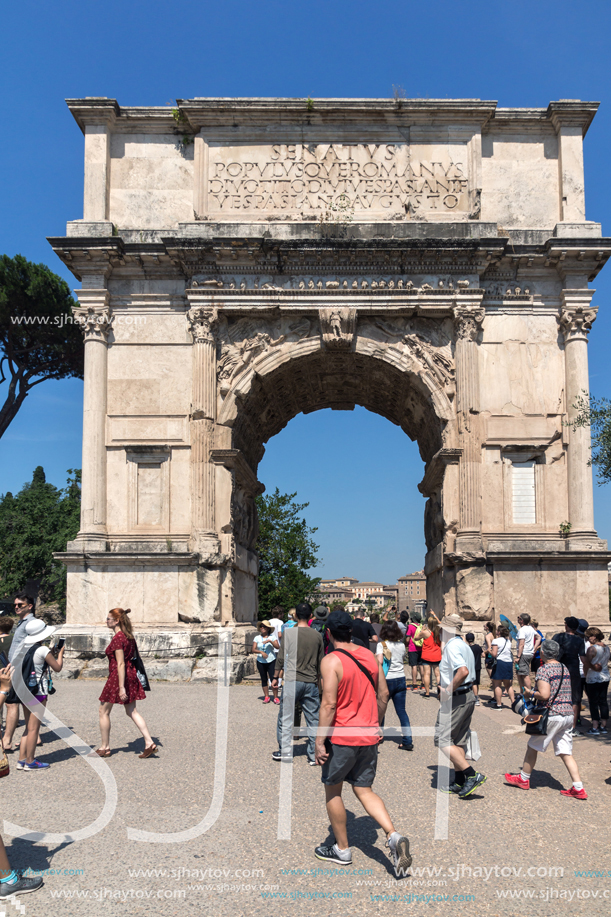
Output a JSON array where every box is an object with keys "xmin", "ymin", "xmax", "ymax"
[{"xmin": 2, "ymin": 678, "xmax": 611, "ymax": 917}]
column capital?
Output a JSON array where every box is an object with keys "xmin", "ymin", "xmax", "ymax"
[
  {"xmin": 186, "ymin": 306, "xmax": 219, "ymax": 343},
  {"xmin": 559, "ymin": 290, "xmax": 597, "ymax": 343},
  {"xmin": 453, "ymin": 304, "xmax": 486, "ymax": 342},
  {"xmin": 74, "ymin": 290, "xmax": 112, "ymax": 343}
]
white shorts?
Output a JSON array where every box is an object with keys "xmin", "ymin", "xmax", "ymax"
[{"xmin": 527, "ymin": 714, "xmax": 574, "ymax": 756}]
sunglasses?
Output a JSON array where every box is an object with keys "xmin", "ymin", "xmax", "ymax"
[{"xmin": 14, "ymin": 603, "xmax": 28, "ymax": 608}]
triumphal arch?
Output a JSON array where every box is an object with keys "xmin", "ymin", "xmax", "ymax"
[{"xmin": 52, "ymin": 97, "xmax": 611, "ymax": 653}]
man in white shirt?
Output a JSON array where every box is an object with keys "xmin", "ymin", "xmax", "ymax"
[
  {"xmin": 515, "ymin": 613, "xmax": 540, "ymax": 692},
  {"xmin": 435, "ymin": 613, "xmax": 486, "ymax": 799}
]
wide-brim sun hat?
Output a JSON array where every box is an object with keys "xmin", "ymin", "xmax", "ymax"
[
  {"xmin": 440, "ymin": 613, "xmax": 464, "ymax": 631},
  {"xmin": 314, "ymin": 606, "xmax": 329, "ymax": 620},
  {"xmin": 259, "ymin": 620, "xmax": 275, "ymax": 631},
  {"xmin": 23, "ymin": 617, "xmax": 57, "ymax": 646}
]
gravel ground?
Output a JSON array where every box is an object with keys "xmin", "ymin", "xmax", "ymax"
[{"xmin": 2, "ymin": 678, "xmax": 611, "ymax": 917}]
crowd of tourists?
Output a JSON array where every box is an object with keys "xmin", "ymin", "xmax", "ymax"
[
  {"xmin": 251, "ymin": 600, "xmax": 610, "ymax": 873},
  {"xmin": 0, "ymin": 588, "xmax": 609, "ymax": 894}
]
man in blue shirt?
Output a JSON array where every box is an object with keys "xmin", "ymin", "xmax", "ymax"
[{"xmin": 435, "ymin": 613, "xmax": 486, "ymax": 799}]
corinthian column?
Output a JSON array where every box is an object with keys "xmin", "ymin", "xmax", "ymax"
[
  {"xmin": 73, "ymin": 291, "xmax": 112, "ymax": 551},
  {"xmin": 560, "ymin": 292, "xmax": 598, "ymax": 536},
  {"xmin": 453, "ymin": 303, "xmax": 486, "ymax": 535},
  {"xmin": 186, "ymin": 301, "xmax": 219, "ymax": 551}
]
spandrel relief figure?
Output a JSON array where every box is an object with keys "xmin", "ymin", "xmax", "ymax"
[
  {"xmin": 217, "ymin": 316, "xmax": 312, "ymax": 395},
  {"xmin": 402, "ymin": 334, "xmax": 454, "ymax": 390}
]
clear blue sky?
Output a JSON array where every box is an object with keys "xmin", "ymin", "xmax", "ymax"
[{"xmin": 1, "ymin": 0, "xmax": 610, "ymax": 584}]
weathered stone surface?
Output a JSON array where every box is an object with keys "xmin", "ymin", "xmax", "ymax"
[
  {"xmin": 143, "ymin": 659, "xmax": 193, "ymax": 681},
  {"xmin": 52, "ymin": 97, "xmax": 611, "ymax": 632},
  {"xmin": 79, "ymin": 658, "xmax": 109, "ymax": 678}
]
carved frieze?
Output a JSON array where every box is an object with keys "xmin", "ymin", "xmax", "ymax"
[{"xmin": 319, "ymin": 307, "xmax": 357, "ymax": 349}]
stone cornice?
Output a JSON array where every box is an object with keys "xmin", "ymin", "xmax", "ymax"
[
  {"xmin": 64, "ymin": 98, "xmax": 601, "ymax": 136},
  {"xmin": 48, "ymin": 233, "xmax": 611, "ymax": 286},
  {"xmin": 66, "ymin": 97, "xmax": 120, "ymax": 132}
]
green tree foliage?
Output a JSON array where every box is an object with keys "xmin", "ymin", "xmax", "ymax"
[
  {"xmin": 0, "ymin": 254, "xmax": 84, "ymax": 439},
  {"xmin": 0, "ymin": 467, "xmax": 81, "ymax": 611},
  {"xmin": 572, "ymin": 394, "xmax": 611, "ymax": 485},
  {"xmin": 255, "ymin": 488, "xmax": 321, "ymax": 620}
]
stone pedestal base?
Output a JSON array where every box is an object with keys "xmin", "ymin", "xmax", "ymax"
[
  {"xmin": 426, "ymin": 536, "xmax": 611, "ymax": 630},
  {"xmin": 54, "ymin": 622, "xmax": 258, "ymax": 684},
  {"xmin": 54, "ymin": 549, "xmax": 259, "ymax": 627}
]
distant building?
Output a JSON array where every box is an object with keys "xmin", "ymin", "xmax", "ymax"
[
  {"xmin": 310, "ymin": 571, "xmax": 426, "ymax": 615},
  {"xmin": 396, "ymin": 571, "xmax": 427, "ymax": 616}
]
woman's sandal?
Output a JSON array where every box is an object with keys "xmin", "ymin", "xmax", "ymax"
[
  {"xmin": 139, "ymin": 744, "xmax": 158, "ymax": 759},
  {"xmin": 90, "ymin": 748, "xmax": 112, "ymax": 757}
]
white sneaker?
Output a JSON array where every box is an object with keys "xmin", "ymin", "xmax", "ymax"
[{"xmin": 386, "ymin": 832, "xmax": 412, "ymax": 877}]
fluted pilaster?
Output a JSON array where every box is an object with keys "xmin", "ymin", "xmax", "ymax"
[{"xmin": 560, "ymin": 291, "xmax": 598, "ymax": 535}]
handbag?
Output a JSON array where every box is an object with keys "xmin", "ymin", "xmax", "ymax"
[
  {"xmin": 524, "ymin": 664, "xmax": 565, "ymax": 736},
  {"xmin": 381, "ymin": 641, "xmax": 391, "ymax": 676},
  {"xmin": 0, "ymin": 727, "xmax": 9, "ymax": 778},
  {"xmin": 465, "ymin": 729, "xmax": 481, "ymax": 762},
  {"xmin": 131, "ymin": 643, "xmax": 151, "ymax": 692}
]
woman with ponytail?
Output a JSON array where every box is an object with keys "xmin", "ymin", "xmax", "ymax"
[{"xmin": 93, "ymin": 608, "xmax": 157, "ymax": 758}]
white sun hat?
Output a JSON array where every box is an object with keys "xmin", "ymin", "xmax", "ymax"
[{"xmin": 22, "ymin": 617, "xmax": 57, "ymax": 646}]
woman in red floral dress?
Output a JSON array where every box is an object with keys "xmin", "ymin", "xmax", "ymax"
[{"xmin": 93, "ymin": 608, "xmax": 157, "ymax": 758}]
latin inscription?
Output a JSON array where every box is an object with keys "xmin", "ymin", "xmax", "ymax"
[{"xmin": 206, "ymin": 143, "xmax": 469, "ymax": 216}]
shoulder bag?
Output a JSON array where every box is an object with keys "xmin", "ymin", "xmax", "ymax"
[
  {"xmin": 524, "ymin": 664, "xmax": 565, "ymax": 736},
  {"xmin": 381, "ymin": 641, "xmax": 391, "ymax": 676},
  {"xmin": 131, "ymin": 642, "xmax": 151, "ymax": 692},
  {"xmin": 333, "ymin": 648, "xmax": 377, "ymax": 695}
]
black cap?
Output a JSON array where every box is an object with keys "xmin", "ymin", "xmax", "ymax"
[
  {"xmin": 465, "ymin": 632, "xmax": 475, "ymax": 642},
  {"xmin": 327, "ymin": 610, "xmax": 353, "ymax": 632},
  {"xmin": 565, "ymin": 616, "xmax": 580, "ymax": 631},
  {"xmin": 577, "ymin": 618, "xmax": 589, "ymax": 634}
]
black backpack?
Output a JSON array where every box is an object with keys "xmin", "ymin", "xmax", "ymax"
[
  {"xmin": 311, "ymin": 619, "xmax": 326, "ymax": 635},
  {"xmin": 21, "ymin": 644, "xmax": 50, "ymax": 697}
]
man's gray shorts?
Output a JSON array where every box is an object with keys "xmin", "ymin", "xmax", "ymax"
[
  {"xmin": 434, "ymin": 691, "xmax": 476, "ymax": 749},
  {"xmin": 321, "ymin": 742, "xmax": 378, "ymax": 787},
  {"xmin": 518, "ymin": 655, "xmax": 533, "ymax": 676}
]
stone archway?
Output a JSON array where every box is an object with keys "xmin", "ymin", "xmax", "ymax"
[
  {"xmin": 179, "ymin": 274, "xmax": 496, "ymax": 629},
  {"xmin": 212, "ymin": 305, "xmax": 457, "ymax": 621},
  {"xmin": 53, "ymin": 95, "xmax": 611, "ymax": 658}
]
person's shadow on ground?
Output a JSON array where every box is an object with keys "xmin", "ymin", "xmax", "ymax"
[
  {"xmin": 320, "ymin": 809, "xmax": 403, "ymax": 876},
  {"xmin": 6, "ymin": 838, "xmax": 72, "ymax": 875}
]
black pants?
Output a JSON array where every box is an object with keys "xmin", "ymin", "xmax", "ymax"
[
  {"xmin": 256, "ymin": 659, "xmax": 276, "ymax": 688},
  {"xmin": 585, "ymin": 681, "xmax": 609, "ymax": 722}
]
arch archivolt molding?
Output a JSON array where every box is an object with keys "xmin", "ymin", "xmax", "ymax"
[{"xmin": 213, "ymin": 307, "xmax": 458, "ymax": 431}]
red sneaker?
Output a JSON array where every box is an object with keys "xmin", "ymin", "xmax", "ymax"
[
  {"xmin": 504, "ymin": 773, "xmax": 530, "ymax": 790},
  {"xmin": 560, "ymin": 786, "xmax": 588, "ymax": 800},
  {"xmin": 262, "ymin": 697, "xmax": 272, "ymax": 704}
]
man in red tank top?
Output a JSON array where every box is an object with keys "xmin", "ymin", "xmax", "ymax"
[{"xmin": 314, "ymin": 610, "xmax": 412, "ymax": 877}]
